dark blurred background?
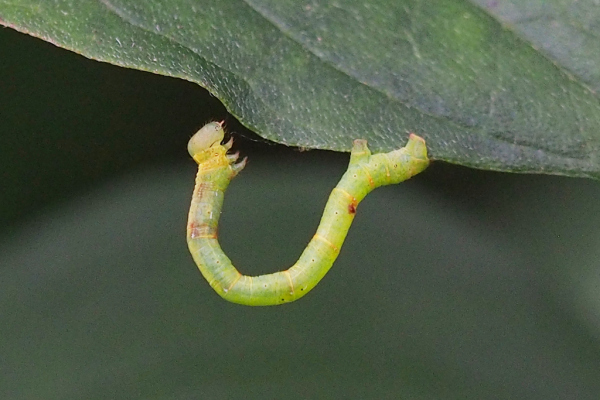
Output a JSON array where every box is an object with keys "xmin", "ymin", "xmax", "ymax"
[{"xmin": 2, "ymin": 27, "xmax": 600, "ymax": 399}]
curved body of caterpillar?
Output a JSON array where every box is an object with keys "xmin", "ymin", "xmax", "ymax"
[{"xmin": 187, "ymin": 122, "xmax": 429, "ymax": 306}]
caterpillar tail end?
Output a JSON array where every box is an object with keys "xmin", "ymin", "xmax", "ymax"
[
  {"xmin": 404, "ymin": 133, "xmax": 430, "ymax": 176},
  {"xmin": 406, "ymin": 133, "xmax": 428, "ymax": 160}
]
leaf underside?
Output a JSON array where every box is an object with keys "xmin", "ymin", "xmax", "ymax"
[{"xmin": 1, "ymin": 0, "xmax": 600, "ymax": 178}]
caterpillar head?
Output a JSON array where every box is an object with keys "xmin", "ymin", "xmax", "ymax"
[{"xmin": 188, "ymin": 121, "xmax": 226, "ymax": 158}]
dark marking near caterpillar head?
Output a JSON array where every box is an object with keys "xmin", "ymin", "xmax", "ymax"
[
  {"xmin": 188, "ymin": 221, "xmax": 216, "ymax": 239},
  {"xmin": 348, "ymin": 203, "xmax": 356, "ymax": 214}
]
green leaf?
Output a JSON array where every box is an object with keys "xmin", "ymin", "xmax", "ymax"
[
  {"xmin": 472, "ymin": 0, "xmax": 600, "ymax": 93},
  {"xmin": 1, "ymin": 0, "xmax": 600, "ymax": 178}
]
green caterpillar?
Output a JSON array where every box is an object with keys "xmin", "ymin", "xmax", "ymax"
[{"xmin": 187, "ymin": 122, "xmax": 429, "ymax": 306}]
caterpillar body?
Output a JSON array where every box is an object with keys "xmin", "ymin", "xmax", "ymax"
[{"xmin": 187, "ymin": 122, "xmax": 429, "ymax": 306}]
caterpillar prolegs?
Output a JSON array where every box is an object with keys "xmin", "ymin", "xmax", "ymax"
[{"xmin": 187, "ymin": 122, "xmax": 430, "ymax": 306}]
